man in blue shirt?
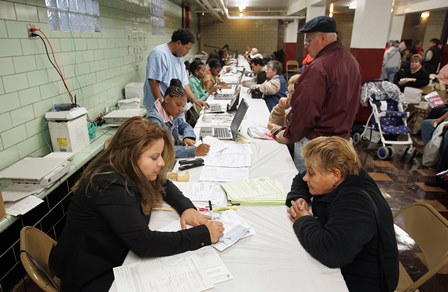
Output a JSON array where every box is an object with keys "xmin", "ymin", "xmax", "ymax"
[{"xmin": 143, "ymin": 28, "xmax": 208, "ymax": 111}]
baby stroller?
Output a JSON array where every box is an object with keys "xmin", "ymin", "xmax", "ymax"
[{"xmin": 353, "ymin": 81, "xmax": 413, "ymax": 159}]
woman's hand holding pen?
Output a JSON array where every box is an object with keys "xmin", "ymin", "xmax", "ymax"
[
  {"xmin": 288, "ymin": 198, "xmax": 312, "ymax": 222},
  {"xmin": 195, "ymin": 143, "xmax": 210, "ymax": 156},
  {"xmin": 180, "ymin": 208, "xmax": 224, "ymax": 243},
  {"xmin": 204, "ymin": 221, "xmax": 224, "ymax": 243}
]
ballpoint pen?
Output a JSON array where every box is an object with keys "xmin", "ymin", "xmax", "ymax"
[{"xmin": 208, "ymin": 200, "xmax": 213, "ymax": 221}]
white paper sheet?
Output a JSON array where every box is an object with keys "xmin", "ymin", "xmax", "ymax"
[
  {"xmin": 113, "ymin": 254, "xmax": 213, "ymax": 292},
  {"xmin": 211, "ymin": 210, "xmax": 255, "ymax": 251},
  {"xmin": 204, "ymin": 154, "xmax": 251, "ymax": 168},
  {"xmin": 5, "ymin": 195, "xmax": 44, "ymax": 216},
  {"xmin": 172, "ymin": 181, "xmax": 227, "ymax": 207},
  {"xmin": 113, "ymin": 246, "xmax": 232, "ymax": 292},
  {"xmin": 2, "ymin": 184, "xmax": 43, "ymax": 202},
  {"xmin": 199, "ymin": 166, "xmax": 249, "ymax": 182}
]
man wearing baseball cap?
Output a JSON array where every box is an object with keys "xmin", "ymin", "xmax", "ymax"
[{"xmin": 283, "ymin": 16, "xmax": 361, "ymax": 172}]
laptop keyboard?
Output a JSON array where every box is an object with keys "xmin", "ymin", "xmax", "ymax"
[{"xmin": 214, "ymin": 127, "xmax": 231, "ymax": 138}]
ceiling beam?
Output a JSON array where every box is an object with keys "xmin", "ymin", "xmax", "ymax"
[{"xmin": 394, "ymin": 0, "xmax": 448, "ymax": 15}]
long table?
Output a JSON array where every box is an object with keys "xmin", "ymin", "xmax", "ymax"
[{"xmin": 110, "ymin": 65, "xmax": 348, "ymax": 292}]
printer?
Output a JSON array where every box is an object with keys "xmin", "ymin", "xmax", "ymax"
[
  {"xmin": 103, "ymin": 108, "xmax": 147, "ymax": 126},
  {"xmin": 124, "ymin": 83, "xmax": 144, "ymax": 100},
  {"xmin": 0, "ymin": 157, "xmax": 71, "ymax": 188},
  {"xmin": 45, "ymin": 107, "xmax": 90, "ymax": 153}
]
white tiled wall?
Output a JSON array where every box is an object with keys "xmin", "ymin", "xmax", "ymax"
[{"xmin": 0, "ymin": 0, "xmax": 194, "ymax": 171}]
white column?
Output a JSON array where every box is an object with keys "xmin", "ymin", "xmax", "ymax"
[
  {"xmin": 284, "ymin": 20, "xmax": 299, "ymax": 42},
  {"xmin": 388, "ymin": 14, "xmax": 405, "ymax": 42},
  {"xmin": 351, "ymin": 0, "xmax": 394, "ymax": 48},
  {"xmin": 306, "ymin": 1, "xmax": 326, "ymax": 20}
]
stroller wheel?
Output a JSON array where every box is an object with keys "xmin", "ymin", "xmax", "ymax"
[
  {"xmin": 353, "ymin": 133, "xmax": 361, "ymax": 145},
  {"xmin": 387, "ymin": 146, "xmax": 395, "ymax": 158},
  {"xmin": 377, "ymin": 147, "xmax": 389, "ymax": 160}
]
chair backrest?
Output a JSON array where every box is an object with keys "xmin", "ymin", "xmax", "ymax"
[
  {"xmin": 394, "ymin": 202, "xmax": 448, "ymax": 291},
  {"xmin": 20, "ymin": 226, "xmax": 60, "ymax": 292},
  {"xmin": 286, "ymin": 60, "xmax": 299, "ymax": 69}
]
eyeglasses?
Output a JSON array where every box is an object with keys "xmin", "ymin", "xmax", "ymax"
[{"xmin": 304, "ymin": 33, "xmax": 322, "ymax": 46}]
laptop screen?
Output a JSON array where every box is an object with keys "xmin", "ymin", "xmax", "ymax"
[{"xmin": 230, "ymin": 99, "xmax": 248, "ymax": 138}]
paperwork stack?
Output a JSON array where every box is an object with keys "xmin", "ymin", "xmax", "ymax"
[{"xmin": 221, "ymin": 177, "xmax": 286, "ymax": 205}]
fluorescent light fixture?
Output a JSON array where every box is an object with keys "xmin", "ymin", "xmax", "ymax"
[
  {"xmin": 329, "ymin": 3, "xmax": 334, "ymax": 17},
  {"xmin": 421, "ymin": 11, "xmax": 430, "ymax": 18}
]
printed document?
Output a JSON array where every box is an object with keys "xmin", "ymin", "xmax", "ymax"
[
  {"xmin": 161, "ymin": 210, "xmax": 254, "ymax": 252},
  {"xmin": 221, "ymin": 177, "xmax": 286, "ymax": 205},
  {"xmin": 113, "ymin": 246, "xmax": 232, "ymax": 291},
  {"xmin": 172, "ymin": 181, "xmax": 227, "ymax": 207},
  {"xmin": 113, "ymin": 252, "xmax": 213, "ymax": 292},
  {"xmin": 199, "ymin": 166, "xmax": 249, "ymax": 182},
  {"xmin": 212, "ymin": 209, "xmax": 254, "ymax": 251},
  {"xmin": 5, "ymin": 195, "xmax": 44, "ymax": 216}
]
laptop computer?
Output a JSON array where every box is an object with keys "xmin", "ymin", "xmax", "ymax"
[
  {"xmin": 200, "ymin": 99, "xmax": 248, "ymax": 140},
  {"xmin": 228, "ymin": 72, "xmax": 244, "ymax": 85},
  {"xmin": 206, "ymin": 90, "xmax": 240, "ymax": 114}
]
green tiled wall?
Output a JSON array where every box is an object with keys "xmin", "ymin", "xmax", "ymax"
[{"xmin": 0, "ymin": 0, "xmax": 197, "ymax": 171}]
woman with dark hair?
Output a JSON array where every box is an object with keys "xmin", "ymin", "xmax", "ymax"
[
  {"xmin": 188, "ymin": 60, "xmax": 218, "ymax": 101},
  {"xmin": 50, "ymin": 117, "xmax": 223, "ymax": 291},
  {"xmin": 203, "ymin": 58, "xmax": 224, "ymax": 91},
  {"xmin": 286, "ymin": 136, "xmax": 398, "ymax": 292},
  {"xmin": 146, "ymin": 79, "xmax": 210, "ymax": 158}
]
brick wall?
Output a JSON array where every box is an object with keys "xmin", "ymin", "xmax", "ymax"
[{"xmin": 199, "ymin": 15, "xmax": 278, "ymax": 57}]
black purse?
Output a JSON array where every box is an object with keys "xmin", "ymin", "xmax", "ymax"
[{"xmin": 251, "ymin": 88, "xmax": 263, "ymax": 99}]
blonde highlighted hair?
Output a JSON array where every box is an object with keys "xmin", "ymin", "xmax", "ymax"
[{"xmin": 302, "ymin": 136, "xmax": 361, "ymax": 178}]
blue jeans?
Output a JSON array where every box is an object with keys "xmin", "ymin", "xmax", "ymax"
[
  {"xmin": 385, "ymin": 67, "xmax": 398, "ymax": 83},
  {"xmin": 293, "ymin": 137, "xmax": 310, "ymax": 173}
]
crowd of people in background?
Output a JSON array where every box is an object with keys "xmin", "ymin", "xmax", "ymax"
[{"xmin": 382, "ymin": 38, "xmax": 443, "ymax": 91}]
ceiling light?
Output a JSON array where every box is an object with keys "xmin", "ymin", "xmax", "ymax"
[
  {"xmin": 349, "ymin": 1, "xmax": 356, "ymax": 9},
  {"xmin": 238, "ymin": 0, "xmax": 247, "ymax": 11},
  {"xmin": 329, "ymin": 3, "xmax": 334, "ymax": 17},
  {"xmin": 421, "ymin": 11, "xmax": 430, "ymax": 18}
]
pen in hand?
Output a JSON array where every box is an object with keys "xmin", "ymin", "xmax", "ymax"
[{"xmin": 209, "ymin": 200, "xmax": 213, "ymax": 221}]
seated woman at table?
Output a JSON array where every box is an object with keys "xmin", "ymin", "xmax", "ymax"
[
  {"xmin": 188, "ymin": 60, "xmax": 219, "ymax": 101},
  {"xmin": 50, "ymin": 117, "xmax": 224, "ymax": 291},
  {"xmin": 267, "ymin": 73, "xmax": 300, "ymax": 145},
  {"xmin": 249, "ymin": 60, "xmax": 288, "ymax": 112},
  {"xmin": 286, "ymin": 136, "xmax": 398, "ymax": 292},
  {"xmin": 203, "ymin": 58, "xmax": 225, "ymax": 92},
  {"xmin": 146, "ymin": 79, "xmax": 210, "ymax": 158},
  {"xmin": 394, "ymin": 54, "xmax": 429, "ymax": 92}
]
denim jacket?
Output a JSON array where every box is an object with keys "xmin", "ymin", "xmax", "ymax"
[{"xmin": 146, "ymin": 106, "xmax": 196, "ymax": 158}]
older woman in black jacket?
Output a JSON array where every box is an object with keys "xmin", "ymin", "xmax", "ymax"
[{"xmin": 286, "ymin": 136, "xmax": 398, "ymax": 292}]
